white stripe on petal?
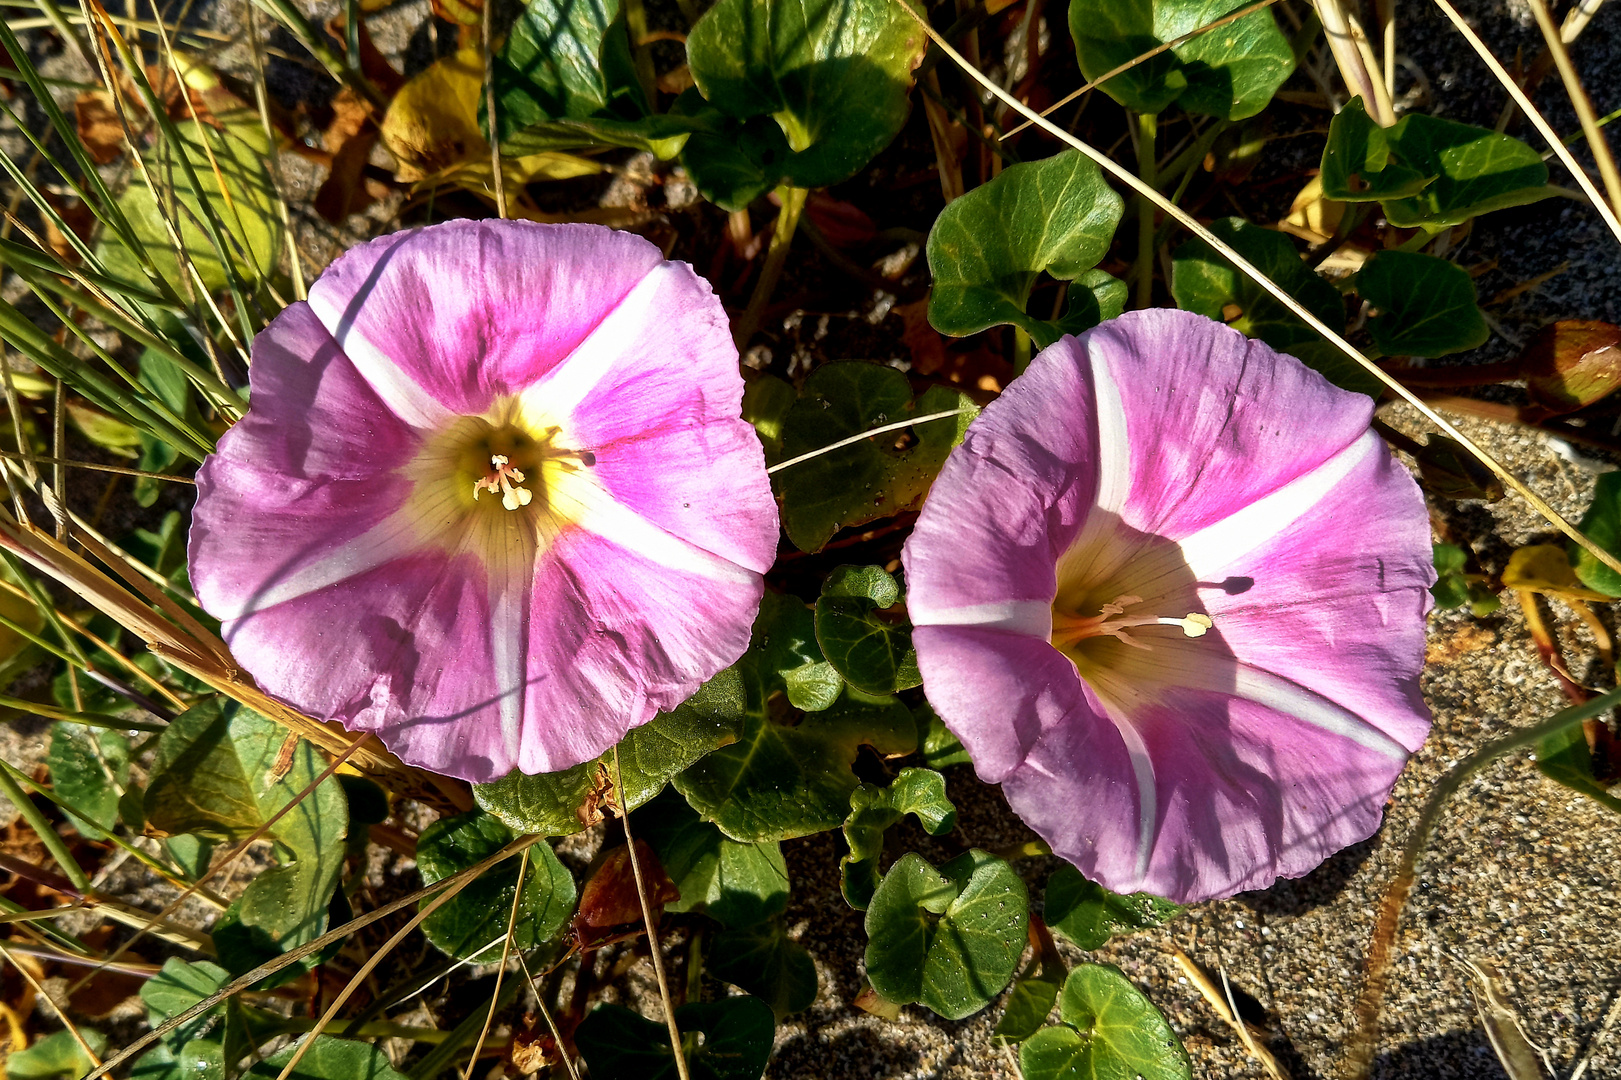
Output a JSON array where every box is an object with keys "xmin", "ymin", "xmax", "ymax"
[
  {"xmin": 519, "ymin": 265, "xmax": 673, "ymax": 423},
  {"xmin": 217, "ymin": 509, "xmax": 426, "ymax": 618},
  {"xmin": 1176, "ymin": 431, "xmax": 1378, "ymax": 579},
  {"xmin": 1087, "ymin": 340, "xmax": 1132, "ymax": 515},
  {"xmin": 556, "ymin": 479, "xmax": 758, "ymax": 587},
  {"xmin": 306, "ymin": 290, "xmax": 455, "ymax": 430},
  {"xmin": 906, "ymin": 599, "xmax": 1052, "ymax": 638},
  {"xmin": 1110, "ymin": 713, "xmax": 1158, "ymax": 881},
  {"xmin": 1228, "ymin": 664, "xmax": 1410, "ymax": 759},
  {"xmin": 489, "ymin": 567, "xmax": 528, "ymax": 763}
]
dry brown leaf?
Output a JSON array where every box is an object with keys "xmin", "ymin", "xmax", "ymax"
[{"xmin": 74, "ymin": 90, "xmax": 124, "ymax": 164}]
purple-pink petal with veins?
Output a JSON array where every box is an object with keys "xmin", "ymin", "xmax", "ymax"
[
  {"xmin": 190, "ymin": 303, "xmax": 420, "ymax": 622},
  {"xmin": 515, "ymin": 527, "xmax": 766, "ymax": 775},
  {"xmin": 221, "ymin": 551, "xmax": 522, "ymax": 780},
  {"xmin": 533, "ymin": 260, "xmax": 779, "ymax": 574},
  {"xmin": 1086, "ymin": 309, "xmax": 1376, "ymax": 541},
  {"xmin": 304, "ymin": 221, "xmax": 666, "ymax": 421}
]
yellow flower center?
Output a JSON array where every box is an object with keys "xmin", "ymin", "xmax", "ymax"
[{"xmin": 1051, "ymin": 594, "xmax": 1212, "ymax": 660}]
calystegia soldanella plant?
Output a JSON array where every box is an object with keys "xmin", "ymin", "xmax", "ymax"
[{"xmin": 1, "ymin": 0, "xmax": 1618, "ymax": 1076}]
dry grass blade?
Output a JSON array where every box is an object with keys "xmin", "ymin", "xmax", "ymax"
[
  {"xmin": 0, "ymin": 939, "xmax": 102, "ymax": 1066},
  {"xmin": 462, "ymin": 847, "xmax": 531, "ymax": 1080},
  {"xmin": 613, "ymin": 744, "xmax": 690, "ymax": 1080},
  {"xmin": 766, "ymin": 408, "xmax": 970, "ymax": 475},
  {"xmin": 1463, "ymin": 958, "xmax": 1552, "ymax": 1080},
  {"xmin": 518, "ymin": 950, "xmax": 581, "ymax": 1080},
  {"xmin": 85, "ymin": 833, "xmax": 548, "ymax": 1080},
  {"xmin": 1430, "ymin": 0, "xmax": 1621, "ymax": 245},
  {"xmin": 887, "ymin": 0, "xmax": 1621, "ymax": 581},
  {"xmin": 1171, "ymin": 949, "xmax": 1288, "ymax": 1080},
  {"xmin": 1526, "ymin": 0, "xmax": 1621, "ymax": 215},
  {"xmin": 0, "ymin": 450, "xmax": 195, "ymax": 484},
  {"xmin": 1004, "ymin": 0, "xmax": 1284, "ymax": 138}
]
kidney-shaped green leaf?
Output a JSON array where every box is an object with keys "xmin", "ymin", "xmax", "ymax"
[
  {"xmin": 635, "ymin": 787, "xmax": 790, "ymax": 928},
  {"xmin": 1043, "ymin": 865, "xmax": 1181, "ymax": 950},
  {"xmin": 927, "ymin": 151, "xmax": 1125, "ymax": 347},
  {"xmin": 841, "ymin": 767, "xmax": 956, "ymax": 909},
  {"xmin": 47, "ymin": 723, "xmax": 130, "ymax": 841},
  {"xmin": 1355, "ymin": 249, "xmax": 1489, "ymax": 358},
  {"xmin": 415, "ymin": 811, "xmax": 576, "ymax": 962},
  {"xmin": 774, "ymin": 363, "xmax": 977, "ymax": 552},
  {"xmin": 864, "ymin": 850, "xmax": 1028, "ymax": 1020},
  {"xmin": 685, "ymin": 0, "xmax": 927, "ymax": 188},
  {"xmin": 815, "ymin": 565, "xmax": 920, "ymax": 695},
  {"xmin": 1020, "ymin": 963, "xmax": 1191, "ymax": 1080},
  {"xmin": 1068, "ymin": 0, "xmax": 1294, "ymax": 120},
  {"xmin": 709, "ymin": 918, "xmax": 820, "ymax": 1018}
]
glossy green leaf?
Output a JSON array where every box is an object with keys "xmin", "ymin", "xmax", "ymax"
[
  {"xmin": 841, "ymin": 767, "xmax": 956, "ymax": 909},
  {"xmin": 6, "ymin": 1030, "xmax": 108, "ymax": 1080},
  {"xmin": 1067, "ymin": 0, "xmax": 1294, "ymax": 119},
  {"xmin": 1572, "ymin": 472, "xmax": 1621, "ymax": 596},
  {"xmin": 635, "ymin": 788, "xmax": 789, "ymax": 928},
  {"xmin": 1170, "ymin": 217, "xmax": 1371, "ymax": 396},
  {"xmin": 133, "ymin": 959, "xmax": 255, "ymax": 1080},
  {"xmin": 1019, "ymin": 964, "xmax": 1191, "ymax": 1080},
  {"xmin": 754, "ymin": 592, "xmax": 843, "ymax": 712},
  {"xmin": 775, "ymin": 364, "xmax": 977, "ymax": 552},
  {"xmin": 575, "ymin": 998, "xmax": 775, "ymax": 1080},
  {"xmin": 1043, "ymin": 865, "xmax": 1180, "ymax": 950},
  {"xmin": 672, "ymin": 93, "xmax": 791, "ymax": 212},
  {"xmin": 915, "ymin": 701, "xmax": 971, "ymax": 768},
  {"xmin": 1356, "ymin": 250, "xmax": 1489, "ymax": 358},
  {"xmin": 710, "ymin": 918, "xmax": 820, "ymax": 1017},
  {"xmin": 47, "ymin": 723, "xmax": 129, "ymax": 840},
  {"xmin": 864, "ymin": 850, "xmax": 1029, "ymax": 1020},
  {"xmin": 416, "ymin": 810, "xmax": 576, "ymax": 962},
  {"xmin": 815, "ymin": 565, "xmax": 920, "ymax": 695},
  {"xmin": 1320, "ymin": 98, "xmax": 1551, "ymax": 229},
  {"xmin": 474, "ymin": 667, "xmax": 749, "ymax": 836},
  {"xmin": 246, "ymin": 1037, "xmax": 410, "ymax": 1080},
  {"xmin": 993, "ymin": 976, "xmax": 1063, "ymax": 1045},
  {"xmin": 927, "ymin": 151, "xmax": 1125, "ymax": 346},
  {"xmin": 675, "ymin": 671, "xmax": 917, "ymax": 843},
  {"xmin": 1535, "ymin": 725, "xmax": 1621, "ymax": 814},
  {"xmin": 143, "ymin": 700, "xmax": 347, "ymax": 965},
  {"xmin": 742, "ymin": 372, "xmax": 798, "ymax": 458},
  {"xmin": 96, "ymin": 73, "xmax": 281, "ymax": 292},
  {"xmin": 489, "ymin": 0, "xmax": 686, "ymax": 157},
  {"xmin": 685, "ymin": 0, "xmax": 927, "ymax": 188}
]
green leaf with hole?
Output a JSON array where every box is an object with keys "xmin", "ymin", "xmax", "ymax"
[
  {"xmin": 685, "ymin": 0, "xmax": 927, "ymax": 188},
  {"xmin": 774, "ymin": 364, "xmax": 977, "ymax": 552},
  {"xmin": 416, "ymin": 811, "xmax": 576, "ymax": 962},
  {"xmin": 1043, "ymin": 865, "xmax": 1181, "ymax": 950},
  {"xmin": 635, "ymin": 787, "xmax": 789, "ymax": 928},
  {"xmin": 864, "ymin": 850, "xmax": 1028, "ymax": 1020},
  {"xmin": 841, "ymin": 767, "xmax": 956, "ymax": 909},
  {"xmin": 6, "ymin": 1030, "xmax": 108, "ymax": 1080},
  {"xmin": 143, "ymin": 700, "xmax": 346, "ymax": 966},
  {"xmin": 1020, "ymin": 964, "xmax": 1191, "ymax": 1080},
  {"xmin": 246, "ymin": 1037, "xmax": 410, "ymax": 1080},
  {"xmin": 675, "ymin": 671, "xmax": 917, "ymax": 843},
  {"xmin": 815, "ymin": 565, "xmax": 920, "ymax": 695},
  {"xmin": 47, "ymin": 723, "xmax": 129, "ymax": 841},
  {"xmin": 1572, "ymin": 472, "xmax": 1621, "ymax": 596},
  {"xmin": 474, "ymin": 667, "xmax": 749, "ymax": 836},
  {"xmin": 1355, "ymin": 250, "xmax": 1489, "ymax": 358},
  {"xmin": 927, "ymin": 151, "xmax": 1125, "ymax": 346},
  {"xmin": 96, "ymin": 67, "xmax": 281, "ymax": 293},
  {"xmin": 576, "ymin": 998, "xmax": 775, "ymax": 1080},
  {"xmin": 1534, "ymin": 724, "xmax": 1621, "ymax": 815},
  {"xmin": 710, "ymin": 918, "xmax": 820, "ymax": 1018},
  {"xmin": 1320, "ymin": 98, "xmax": 1551, "ymax": 229},
  {"xmin": 1067, "ymin": 0, "xmax": 1294, "ymax": 119},
  {"xmin": 1170, "ymin": 217, "xmax": 1371, "ymax": 395},
  {"xmin": 754, "ymin": 591, "xmax": 843, "ymax": 712}
]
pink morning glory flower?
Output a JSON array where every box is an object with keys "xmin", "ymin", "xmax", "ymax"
[
  {"xmin": 189, "ymin": 221, "xmax": 779, "ymax": 783},
  {"xmin": 901, "ymin": 309, "xmax": 1433, "ymax": 903}
]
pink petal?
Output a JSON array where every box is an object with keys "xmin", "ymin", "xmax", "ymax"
[
  {"xmin": 305, "ymin": 221, "xmax": 667, "ymax": 420},
  {"xmin": 190, "ymin": 304, "xmax": 420, "ymax": 621},
  {"xmin": 1082, "ymin": 309, "xmax": 1376, "ymax": 541},
  {"xmin": 516, "ymin": 525, "xmax": 765, "ymax": 774}
]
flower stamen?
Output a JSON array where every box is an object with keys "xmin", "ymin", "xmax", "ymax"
[
  {"xmin": 1052, "ymin": 595, "xmax": 1213, "ymax": 652},
  {"xmin": 473, "ymin": 454, "xmax": 533, "ymax": 511}
]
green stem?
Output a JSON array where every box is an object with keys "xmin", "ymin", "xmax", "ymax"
[
  {"xmin": 732, "ymin": 186, "xmax": 809, "ymax": 350},
  {"xmin": 1134, "ymin": 111, "xmax": 1158, "ymax": 310},
  {"xmin": 1011, "ymin": 326, "xmax": 1033, "ymax": 375},
  {"xmin": 1348, "ymin": 683, "xmax": 1621, "ymax": 1079},
  {"xmin": 0, "ymin": 761, "xmax": 90, "ymax": 892}
]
